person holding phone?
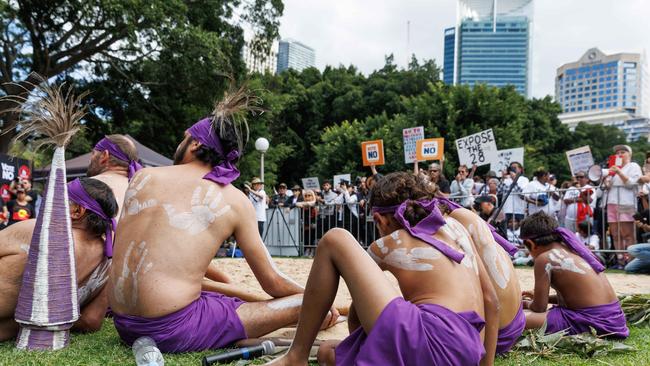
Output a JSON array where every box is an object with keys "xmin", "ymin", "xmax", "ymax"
[{"xmin": 606, "ymin": 145, "xmax": 642, "ymax": 268}]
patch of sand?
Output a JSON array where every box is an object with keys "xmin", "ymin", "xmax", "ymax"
[{"xmin": 213, "ymin": 258, "xmax": 650, "ymax": 341}]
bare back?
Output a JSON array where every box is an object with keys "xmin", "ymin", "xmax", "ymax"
[
  {"xmin": 534, "ymin": 244, "xmax": 617, "ymax": 309},
  {"xmin": 92, "ymin": 172, "xmax": 129, "ymax": 218},
  {"xmin": 108, "ymin": 166, "xmax": 266, "ymax": 317},
  {"xmin": 367, "ymin": 216, "xmax": 484, "ymax": 318},
  {"xmin": 0, "ymin": 220, "xmax": 105, "ymax": 319},
  {"xmin": 447, "ymin": 208, "xmax": 521, "ymax": 326}
]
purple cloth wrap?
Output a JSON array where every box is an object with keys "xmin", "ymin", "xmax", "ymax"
[
  {"xmin": 67, "ymin": 178, "xmax": 116, "ymax": 258},
  {"xmin": 555, "ymin": 227, "xmax": 605, "ymax": 273},
  {"xmin": 496, "ymin": 303, "xmax": 526, "ymax": 355},
  {"xmin": 392, "ymin": 199, "xmax": 464, "ymax": 263},
  {"xmin": 546, "ymin": 300, "xmax": 629, "ymax": 338},
  {"xmin": 94, "ymin": 137, "xmax": 142, "ymax": 180},
  {"xmin": 187, "ymin": 117, "xmax": 240, "ymax": 185},
  {"xmin": 436, "ymin": 196, "xmax": 518, "ymax": 256},
  {"xmin": 335, "ymin": 298, "xmax": 485, "ymax": 366},
  {"xmin": 113, "ymin": 291, "xmax": 247, "ymax": 353}
]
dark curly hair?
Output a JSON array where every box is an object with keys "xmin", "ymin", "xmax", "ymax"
[
  {"xmin": 520, "ymin": 212, "xmax": 561, "ymax": 247},
  {"xmin": 78, "ymin": 178, "xmax": 118, "ymax": 237},
  {"xmin": 370, "ymin": 172, "xmax": 438, "ymax": 227}
]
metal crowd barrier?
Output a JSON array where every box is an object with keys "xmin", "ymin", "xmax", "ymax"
[{"xmin": 260, "ymin": 185, "xmax": 649, "ymax": 263}]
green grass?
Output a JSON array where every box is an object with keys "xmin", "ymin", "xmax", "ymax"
[{"xmin": 0, "ymin": 320, "xmax": 649, "ymax": 365}]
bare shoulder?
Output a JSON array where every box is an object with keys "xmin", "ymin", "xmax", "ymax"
[{"xmin": 0, "ymin": 220, "xmax": 36, "ymax": 255}]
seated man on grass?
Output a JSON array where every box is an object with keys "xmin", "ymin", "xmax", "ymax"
[
  {"xmin": 108, "ymin": 86, "xmax": 338, "ymax": 353},
  {"xmin": 436, "ymin": 196, "xmax": 525, "ymax": 355},
  {"xmin": 0, "ymin": 178, "xmax": 118, "ymax": 341},
  {"xmin": 520, "ymin": 212, "xmax": 628, "ymax": 338},
  {"xmin": 268, "ymin": 172, "xmax": 498, "ymax": 366}
]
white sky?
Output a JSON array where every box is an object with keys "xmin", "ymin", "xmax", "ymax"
[{"xmin": 277, "ymin": 0, "xmax": 650, "ymax": 98}]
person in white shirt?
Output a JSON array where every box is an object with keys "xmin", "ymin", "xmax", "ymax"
[
  {"xmin": 523, "ymin": 170, "xmax": 550, "ymax": 215},
  {"xmin": 563, "ymin": 172, "xmax": 596, "ymax": 233},
  {"xmin": 605, "ymin": 144, "xmax": 642, "ymax": 268},
  {"xmin": 449, "ymin": 164, "xmax": 474, "ymax": 208},
  {"xmin": 576, "ymin": 221, "xmax": 600, "ymax": 251},
  {"xmin": 499, "ymin": 162, "xmax": 529, "ymax": 227},
  {"xmin": 247, "ymin": 177, "xmax": 267, "ymax": 236}
]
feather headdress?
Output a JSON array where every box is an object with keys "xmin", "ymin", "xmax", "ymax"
[{"xmin": 2, "ymin": 74, "xmax": 86, "ymax": 350}]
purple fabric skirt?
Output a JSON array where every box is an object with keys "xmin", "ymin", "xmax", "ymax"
[
  {"xmin": 335, "ymin": 298, "xmax": 486, "ymax": 366},
  {"xmin": 546, "ymin": 300, "xmax": 629, "ymax": 338},
  {"xmin": 496, "ymin": 303, "xmax": 525, "ymax": 355},
  {"xmin": 113, "ymin": 291, "xmax": 247, "ymax": 353}
]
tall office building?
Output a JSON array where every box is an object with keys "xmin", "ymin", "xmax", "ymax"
[
  {"xmin": 243, "ymin": 40, "xmax": 277, "ymax": 74},
  {"xmin": 276, "ymin": 39, "xmax": 316, "ymax": 73},
  {"xmin": 443, "ymin": 0, "xmax": 533, "ymax": 96},
  {"xmin": 556, "ymin": 48, "xmax": 650, "ymax": 141}
]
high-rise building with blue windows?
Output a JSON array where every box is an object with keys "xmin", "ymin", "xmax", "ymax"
[
  {"xmin": 276, "ymin": 39, "xmax": 316, "ymax": 74},
  {"xmin": 557, "ymin": 48, "xmax": 650, "ymax": 141},
  {"xmin": 443, "ymin": 0, "xmax": 533, "ymax": 97}
]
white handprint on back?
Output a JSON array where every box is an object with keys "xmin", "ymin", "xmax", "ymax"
[
  {"xmin": 163, "ymin": 185, "xmax": 231, "ymax": 235},
  {"xmin": 122, "ymin": 174, "xmax": 158, "ymax": 219}
]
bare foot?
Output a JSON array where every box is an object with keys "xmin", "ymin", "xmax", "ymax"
[{"xmin": 264, "ymin": 352, "xmax": 308, "ymax": 366}]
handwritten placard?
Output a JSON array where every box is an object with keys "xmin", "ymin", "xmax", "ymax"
[
  {"xmin": 403, "ymin": 126, "xmax": 425, "ymax": 164},
  {"xmin": 490, "ymin": 147, "xmax": 524, "ymax": 174},
  {"xmin": 301, "ymin": 177, "xmax": 321, "ymax": 191},
  {"xmin": 566, "ymin": 146, "xmax": 594, "ymax": 176},
  {"xmin": 455, "ymin": 129, "xmax": 498, "ymax": 167}
]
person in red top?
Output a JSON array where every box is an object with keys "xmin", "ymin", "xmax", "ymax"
[{"xmin": 3, "ymin": 188, "xmax": 34, "ymax": 227}]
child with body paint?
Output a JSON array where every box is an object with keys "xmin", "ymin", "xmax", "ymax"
[
  {"xmin": 267, "ymin": 172, "xmax": 499, "ymax": 366},
  {"xmin": 519, "ymin": 212, "xmax": 629, "ymax": 338},
  {"xmin": 434, "ymin": 197, "xmax": 525, "ymax": 355}
]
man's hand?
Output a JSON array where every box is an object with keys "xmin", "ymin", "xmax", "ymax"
[{"xmin": 320, "ymin": 305, "xmax": 340, "ymax": 330}]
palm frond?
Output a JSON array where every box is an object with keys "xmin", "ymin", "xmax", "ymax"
[
  {"xmin": 211, "ymin": 79, "xmax": 264, "ymax": 153},
  {"xmin": 1, "ymin": 73, "xmax": 87, "ymax": 149}
]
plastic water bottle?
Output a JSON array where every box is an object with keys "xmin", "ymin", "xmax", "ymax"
[{"xmin": 133, "ymin": 336, "xmax": 164, "ymax": 366}]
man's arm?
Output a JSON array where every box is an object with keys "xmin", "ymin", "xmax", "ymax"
[
  {"xmin": 72, "ymin": 287, "xmax": 108, "ymax": 333},
  {"xmin": 234, "ymin": 198, "xmax": 304, "ymax": 297},
  {"xmin": 525, "ymin": 255, "xmax": 551, "ymax": 313},
  {"xmin": 205, "ymin": 262, "xmax": 232, "ymax": 284}
]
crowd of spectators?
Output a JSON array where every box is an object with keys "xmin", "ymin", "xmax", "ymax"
[
  {"xmin": 0, "ymin": 177, "xmax": 40, "ymax": 229},
  {"xmin": 242, "ymin": 144, "xmax": 650, "ymax": 274}
]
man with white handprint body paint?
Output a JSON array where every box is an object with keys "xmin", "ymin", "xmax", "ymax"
[
  {"xmin": 108, "ymin": 86, "xmax": 337, "ymax": 353},
  {"xmin": 87, "ymin": 134, "xmax": 141, "ymax": 218}
]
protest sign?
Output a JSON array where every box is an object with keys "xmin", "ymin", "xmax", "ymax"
[
  {"xmin": 566, "ymin": 146, "xmax": 594, "ymax": 176},
  {"xmin": 455, "ymin": 129, "xmax": 498, "ymax": 167},
  {"xmin": 403, "ymin": 126, "xmax": 425, "ymax": 164},
  {"xmin": 416, "ymin": 138, "xmax": 444, "ymax": 161},
  {"xmin": 301, "ymin": 177, "xmax": 321, "ymax": 191},
  {"xmin": 333, "ymin": 174, "xmax": 352, "ymax": 188},
  {"xmin": 361, "ymin": 139, "xmax": 385, "ymax": 166},
  {"xmin": 490, "ymin": 147, "xmax": 524, "ymax": 174}
]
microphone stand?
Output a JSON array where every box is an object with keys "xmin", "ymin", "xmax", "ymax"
[{"xmin": 489, "ymin": 172, "xmax": 522, "ymax": 225}]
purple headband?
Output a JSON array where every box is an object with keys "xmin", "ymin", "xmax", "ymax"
[
  {"xmin": 380, "ymin": 199, "xmax": 465, "ymax": 263},
  {"xmin": 434, "ymin": 197, "xmax": 518, "ymax": 256},
  {"xmin": 521, "ymin": 227, "xmax": 605, "ymax": 273},
  {"xmin": 67, "ymin": 179, "xmax": 116, "ymax": 258},
  {"xmin": 187, "ymin": 117, "xmax": 240, "ymax": 185},
  {"xmin": 94, "ymin": 137, "xmax": 142, "ymax": 180}
]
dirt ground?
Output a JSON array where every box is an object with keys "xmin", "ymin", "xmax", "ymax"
[{"xmin": 213, "ymin": 257, "xmax": 650, "ymax": 341}]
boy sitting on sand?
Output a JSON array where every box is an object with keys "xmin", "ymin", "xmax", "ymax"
[{"xmin": 519, "ymin": 212, "xmax": 628, "ymax": 338}]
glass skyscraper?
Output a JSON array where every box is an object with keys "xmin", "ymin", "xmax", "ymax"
[
  {"xmin": 443, "ymin": 0, "xmax": 533, "ymax": 97},
  {"xmin": 276, "ymin": 39, "xmax": 316, "ymax": 74}
]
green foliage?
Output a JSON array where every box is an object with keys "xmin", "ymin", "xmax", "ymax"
[
  {"xmin": 620, "ymin": 294, "xmax": 650, "ymax": 327},
  {"xmin": 516, "ymin": 323, "xmax": 635, "ymax": 361}
]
